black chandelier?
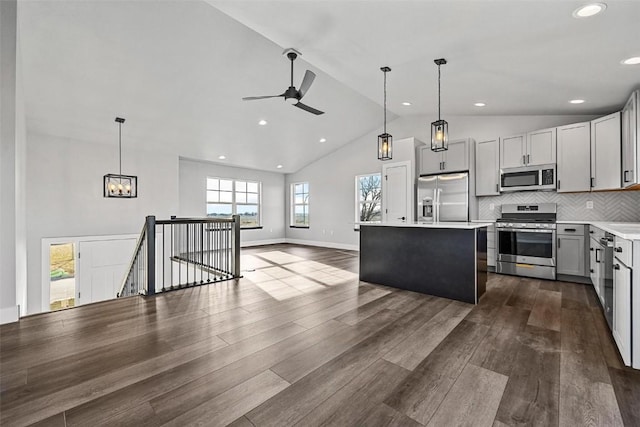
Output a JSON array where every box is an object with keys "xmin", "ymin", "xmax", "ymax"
[
  {"xmin": 104, "ymin": 117, "xmax": 137, "ymax": 198},
  {"xmin": 431, "ymin": 58, "xmax": 448, "ymax": 152},
  {"xmin": 378, "ymin": 66, "xmax": 392, "ymax": 160}
]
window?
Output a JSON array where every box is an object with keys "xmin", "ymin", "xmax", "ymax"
[
  {"xmin": 291, "ymin": 182, "xmax": 309, "ymax": 227},
  {"xmin": 206, "ymin": 177, "xmax": 261, "ymax": 228},
  {"xmin": 356, "ymin": 173, "xmax": 382, "ymax": 223}
]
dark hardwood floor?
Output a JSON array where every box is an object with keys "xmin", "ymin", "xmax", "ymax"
[{"xmin": 1, "ymin": 243, "xmax": 639, "ymax": 426}]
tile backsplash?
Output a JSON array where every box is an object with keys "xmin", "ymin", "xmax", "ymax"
[{"xmin": 478, "ymin": 190, "xmax": 640, "ymax": 222}]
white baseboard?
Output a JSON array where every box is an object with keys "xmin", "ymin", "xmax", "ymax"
[
  {"xmin": 284, "ymin": 238, "xmax": 359, "ymax": 252},
  {"xmin": 0, "ymin": 305, "xmax": 20, "ymax": 325},
  {"xmin": 241, "ymin": 238, "xmax": 286, "ymax": 248}
]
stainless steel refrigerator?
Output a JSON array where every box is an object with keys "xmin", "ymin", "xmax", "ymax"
[{"xmin": 416, "ymin": 172, "xmax": 469, "ymax": 222}]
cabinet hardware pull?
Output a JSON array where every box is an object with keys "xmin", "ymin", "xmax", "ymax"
[
  {"xmin": 590, "ymin": 230, "xmax": 594, "ymax": 234},
  {"xmin": 624, "ymin": 170, "xmax": 630, "ymax": 183},
  {"xmin": 590, "ymin": 269, "xmax": 594, "ymax": 273},
  {"xmin": 595, "ymin": 248, "xmax": 601, "ymax": 263},
  {"xmin": 614, "ymin": 264, "xmax": 620, "ymax": 270},
  {"xmin": 590, "ymin": 247, "xmax": 594, "ymax": 251},
  {"xmin": 522, "ymin": 155, "xmax": 525, "ymax": 165},
  {"xmin": 527, "ymin": 154, "xmax": 530, "ymax": 164},
  {"xmin": 615, "ymin": 247, "xmax": 623, "ymax": 253},
  {"xmin": 591, "ymin": 177, "xmax": 595, "ymax": 188},
  {"xmin": 558, "ymin": 180, "xmax": 560, "ymax": 190},
  {"xmin": 565, "ymin": 228, "xmax": 576, "ymax": 232}
]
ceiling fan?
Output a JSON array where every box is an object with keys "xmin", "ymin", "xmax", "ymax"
[{"xmin": 242, "ymin": 48, "xmax": 324, "ymax": 115}]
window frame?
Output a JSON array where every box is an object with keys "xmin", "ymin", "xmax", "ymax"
[
  {"xmin": 206, "ymin": 177, "xmax": 262, "ymax": 229},
  {"xmin": 290, "ymin": 181, "xmax": 310, "ymax": 228},
  {"xmin": 355, "ymin": 172, "xmax": 383, "ymax": 227}
]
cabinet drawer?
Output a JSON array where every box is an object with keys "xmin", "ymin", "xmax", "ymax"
[
  {"xmin": 557, "ymin": 224, "xmax": 585, "ymax": 235},
  {"xmin": 614, "ymin": 237, "xmax": 633, "ymax": 267}
]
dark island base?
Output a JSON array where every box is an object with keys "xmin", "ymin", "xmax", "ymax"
[{"xmin": 359, "ymin": 226, "xmax": 487, "ymax": 304}]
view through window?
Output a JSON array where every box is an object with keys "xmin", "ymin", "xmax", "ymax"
[
  {"xmin": 356, "ymin": 173, "xmax": 382, "ymax": 222},
  {"xmin": 206, "ymin": 177, "xmax": 261, "ymax": 227},
  {"xmin": 291, "ymin": 182, "xmax": 309, "ymax": 227}
]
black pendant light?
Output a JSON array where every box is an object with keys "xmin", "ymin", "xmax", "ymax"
[
  {"xmin": 378, "ymin": 66, "xmax": 392, "ymax": 160},
  {"xmin": 431, "ymin": 58, "xmax": 448, "ymax": 152},
  {"xmin": 104, "ymin": 117, "xmax": 137, "ymax": 198}
]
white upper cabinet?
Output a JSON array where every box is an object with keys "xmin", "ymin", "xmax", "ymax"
[
  {"xmin": 500, "ymin": 134, "xmax": 525, "ymax": 169},
  {"xmin": 591, "ymin": 112, "xmax": 622, "ymax": 191},
  {"xmin": 475, "ymin": 138, "xmax": 500, "ymax": 196},
  {"xmin": 622, "ymin": 90, "xmax": 639, "ymax": 187},
  {"xmin": 526, "ymin": 127, "xmax": 556, "ymax": 166},
  {"xmin": 418, "ymin": 146, "xmax": 443, "ymax": 176},
  {"xmin": 557, "ymin": 122, "xmax": 591, "ymax": 193},
  {"xmin": 442, "ymin": 139, "xmax": 469, "ymax": 172},
  {"xmin": 418, "ymin": 139, "xmax": 469, "ymax": 176}
]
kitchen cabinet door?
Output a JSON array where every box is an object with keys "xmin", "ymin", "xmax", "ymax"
[
  {"xmin": 589, "ymin": 238, "xmax": 601, "ymax": 304},
  {"xmin": 500, "ymin": 134, "xmax": 525, "ymax": 169},
  {"xmin": 613, "ymin": 260, "xmax": 631, "ymax": 365},
  {"xmin": 622, "ymin": 90, "xmax": 638, "ymax": 187},
  {"xmin": 442, "ymin": 139, "xmax": 469, "ymax": 173},
  {"xmin": 475, "ymin": 138, "xmax": 500, "ymax": 196},
  {"xmin": 419, "ymin": 146, "xmax": 443, "ymax": 176},
  {"xmin": 557, "ymin": 122, "xmax": 591, "ymax": 193},
  {"xmin": 526, "ymin": 127, "xmax": 556, "ymax": 166},
  {"xmin": 591, "ymin": 112, "xmax": 622, "ymax": 191},
  {"xmin": 557, "ymin": 235, "xmax": 585, "ymax": 276}
]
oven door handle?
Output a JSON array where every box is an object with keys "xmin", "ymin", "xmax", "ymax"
[{"xmin": 498, "ymin": 228, "xmax": 555, "ymax": 233}]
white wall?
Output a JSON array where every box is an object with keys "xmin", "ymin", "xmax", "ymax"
[
  {"xmin": 179, "ymin": 158, "xmax": 286, "ymax": 245},
  {"xmin": 0, "ymin": 0, "xmax": 22, "ymax": 323},
  {"xmin": 25, "ymin": 132, "xmax": 179, "ymax": 314},
  {"xmin": 285, "ymin": 114, "xmax": 599, "ymax": 249}
]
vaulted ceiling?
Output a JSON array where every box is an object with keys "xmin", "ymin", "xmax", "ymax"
[{"xmin": 18, "ymin": 0, "xmax": 640, "ymax": 173}]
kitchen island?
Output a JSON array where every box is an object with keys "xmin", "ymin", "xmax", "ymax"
[{"xmin": 359, "ymin": 222, "xmax": 491, "ymax": 304}]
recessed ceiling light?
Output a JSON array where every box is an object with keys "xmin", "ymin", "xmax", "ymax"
[
  {"xmin": 402, "ymin": 102, "xmax": 412, "ymax": 106},
  {"xmin": 621, "ymin": 57, "xmax": 640, "ymax": 65},
  {"xmin": 218, "ymin": 155, "xmax": 226, "ymax": 160},
  {"xmin": 573, "ymin": 3, "xmax": 607, "ymax": 18},
  {"xmin": 319, "ymin": 138, "xmax": 327, "ymax": 143},
  {"xmin": 276, "ymin": 164, "xmax": 283, "ymax": 169},
  {"xmin": 474, "ymin": 102, "xmax": 486, "ymax": 107},
  {"xmin": 258, "ymin": 119, "xmax": 267, "ymax": 126},
  {"xmin": 569, "ymin": 99, "xmax": 585, "ymax": 104}
]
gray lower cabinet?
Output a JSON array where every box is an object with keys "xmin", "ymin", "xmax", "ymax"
[{"xmin": 557, "ymin": 224, "xmax": 587, "ymax": 277}]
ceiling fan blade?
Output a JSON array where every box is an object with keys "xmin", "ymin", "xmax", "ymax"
[
  {"xmin": 295, "ymin": 101, "xmax": 324, "ymax": 115},
  {"xmin": 242, "ymin": 94, "xmax": 284, "ymax": 101},
  {"xmin": 298, "ymin": 70, "xmax": 316, "ymax": 98}
]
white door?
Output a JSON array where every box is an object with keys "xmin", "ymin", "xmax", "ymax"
[
  {"xmin": 527, "ymin": 127, "xmax": 556, "ymax": 165},
  {"xmin": 77, "ymin": 238, "xmax": 137, "ymax": 305},
  {"xmin": 383, "ymin": 161, "xmax": 412, "ymax": 223}
]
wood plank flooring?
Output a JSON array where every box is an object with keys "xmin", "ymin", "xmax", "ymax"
[{"xmin": 1, "ymin": 243, "xmax": 639, "ymax": 426}]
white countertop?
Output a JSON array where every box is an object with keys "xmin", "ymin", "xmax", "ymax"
[
  {"xmin": 557, "ymin": 221, "xmax": 640, "ymax": 240},
  {"xmin": 360, "ymin": 221, "xmax": 492, "ymax": 230}
]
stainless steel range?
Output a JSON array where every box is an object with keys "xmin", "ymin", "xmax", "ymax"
[{"xmin": 496, "ymin": 203, "xmax": 557, "ymax": 280}]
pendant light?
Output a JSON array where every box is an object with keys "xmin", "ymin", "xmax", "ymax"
[
  {"xmin": 103, "ymin": 117, "xmax": 137, "ymax": 198},
  {"xmin": 431, "ymin": 58, "xmax": 448, "ymax": 152},
  {"xmin": 378, "ymin": 66, "xmax": 392, "ymax": 160}
]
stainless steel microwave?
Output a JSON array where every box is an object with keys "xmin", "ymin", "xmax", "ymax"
[{"xmin": 500, "ymin": 164, "xmax": 556, "ymax": 192}]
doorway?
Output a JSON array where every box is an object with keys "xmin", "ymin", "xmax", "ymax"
[{"xmin": 49, "ymin": 242, "xmax": 76, "ymax": 310}]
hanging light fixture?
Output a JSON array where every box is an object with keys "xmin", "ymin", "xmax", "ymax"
[
  {"xmin": 431, "ymin": 58, "xmax": 448, "ymax": 152},
  {"xmin": 378, "ymin": 66, "xmax": 392, "ymax": 160},
  {"xmin": 104, "ymin": 117, "xmax": 137, "ymax": 198}
]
